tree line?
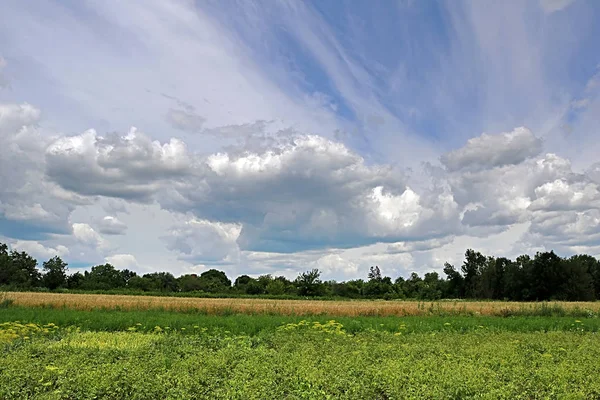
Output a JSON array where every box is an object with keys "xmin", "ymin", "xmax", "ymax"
[{"xmin": 1, "ymin": 243, "xmax": 600, "ymax": 301}]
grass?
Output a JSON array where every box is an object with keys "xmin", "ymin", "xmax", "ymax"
[
  {"xmin": 6, "ymin": 291, "xmax": 600, "ymax": 317},
  {"xmin": 2, "ymin": 318, "xmax": 600, "ymax": 399},
  {"xmin": 3, "ymin": 302, "xmax": 600, "ymax": 398},
  {"xmin": 0, "ymin": 306, "xmax": 598, "ymax": 336}
]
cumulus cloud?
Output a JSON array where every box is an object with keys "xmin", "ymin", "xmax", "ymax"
[
  {"xmin": 72, "ymin": 223, "xmax": 107, "ymax": 249},
  {"xmin": 440, "ymin": 127, "xmax": 542, "ymax": 172},
  {"xmin": 0, "ymin": 103, "xmax": 81, "ymax": 238},
  {"xmin": 97, "ymin": 216, "xmax": 127, "ymax": 235},
  {"xmin": 163, "ymin": 218, "xmax": 241, "ymax": 264},
  {"xmin": 170, "ymin": 135, "xmax": 459, "ymax": 252},
  {"xmin": 105, "ymin": 254, "xmax": 139, "ymax": 269},
  {"xmin": 587, "ymin": 163, "xmax": 600, "ymax": 184},
  {"xmin": 11, "ymin": 240, "xmax": 69, "ymax": 260},
  {"xmin": 46, "ymin": 128, "xmax": 193, "ymax": 201},
  {"xmin": 2, "ymin": 102, "xmax": 600, "ymax": 275},
  {"xmin": 0, "ymin": 103, "xmax": 41, "ymax": 134}
]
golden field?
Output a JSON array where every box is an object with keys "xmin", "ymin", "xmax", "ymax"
[{"xmin": 4, "ymin": 292, "xmax": 600, "ymax": 316}]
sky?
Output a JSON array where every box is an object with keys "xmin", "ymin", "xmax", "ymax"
[{"xmin": 1, "ymin": 0, "xmax": 599, "ymax": 281}]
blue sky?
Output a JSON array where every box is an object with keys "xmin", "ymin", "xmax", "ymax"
[{"xmin": 1, "ymin": 0, "xmax": 599, "ymax": 280}]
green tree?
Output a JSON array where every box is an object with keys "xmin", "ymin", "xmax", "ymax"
[
  {"xmin": 143, "ymin": 272, "xmax": 179, "ymax": 292},
  {"xmin": 66, "ymin": 272, "xmax": 85, "ymax": 289},
  {"xmin": 568, "ymin": 254, "xmax": 600, "ymax": 299},
  {"xmin": 82, "ymin": 263, "xmax": 125, "ymax": 290},
  {"xmin": 42, "ymin": 256, "xmax": 68, "ymax": 290},
  {"xmin": 197, "ymin": 269, "xmax": 231, "ymax": 293},
  {"xmin": 561, "ymin": 256, "xmax": 595, "ymax": 301},
  {"xmin": 8, "ymin": 250, "xmax": 41, "ymax": 288},
  {"xmin": 443, "ymin": 263, "xmax": 464, "ymax": 298},
  {"xmin": 529, "ymin": 251, "xmax": 565, "ymax": 300},
  {"xmin": 178, "ymin": 274, "xmax": 203, "ymax": 292},
  {"xmin": 266, "ymin": 279, "xmax": 286, "ymax": 295},
  {"xmin": 461, "ymin": 249, "xmax": 486, "ymax": 298},
  {"xmin": 295, "ymin": 269, "xmax": 324, "ymax": 297}
]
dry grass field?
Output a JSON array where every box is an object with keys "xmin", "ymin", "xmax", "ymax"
[{"xmin": 5, "ymin": 291, "xmax": 600, "ymax": 316}]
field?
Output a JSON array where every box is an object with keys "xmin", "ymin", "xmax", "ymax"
[
  {"xmin": 5, "ymin": 291, "xmax": 600, "ymax": 317},
  {"xmin": 2, "ymin": 293, "xmax": 600, "ymax": 399}
]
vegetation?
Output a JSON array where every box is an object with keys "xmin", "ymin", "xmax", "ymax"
[
  {"xmin": 6, "ymin": 292, "xmax": 600, "ymax": 317},
  {"xmin": 2, "ymin": 306, "xmax": 600, "ymax": 335},
  {"xmin": 2, "ymin": 242, "xmax": 600, "ymax": 301},
  {"xmin": 2, "ymin": 307, "xmax": 600, "ymax": 399}
]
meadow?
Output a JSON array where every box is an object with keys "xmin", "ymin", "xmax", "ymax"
[
  {"xmin": 2, "ymin": 293, "xmax": 600, "ymax": 399},
  {"xmin": 5, "ymin": 291, "xmax": 600, "ymax": 317}
]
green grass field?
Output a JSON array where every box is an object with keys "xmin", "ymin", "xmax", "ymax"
[{"xmin": 2, "ymin": 306, "xmax": 600, "ymax": 399}]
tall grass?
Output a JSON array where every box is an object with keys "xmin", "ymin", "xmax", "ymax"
[{"xmin": 4, "ymin": 292, "xmax": 600, "ymax": 317}]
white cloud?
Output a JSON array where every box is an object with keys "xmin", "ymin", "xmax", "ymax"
[
  {"xmin": 105, "ymin": 253, "xmax": 138, "ymax": 269},
  {"xmin": 72, "ymin": 223, "xmax": 107, "ymax": 249},
  {"xmin": 0, "ymin": 103, "xmax": 41, "ymax": 135},
  {"xmin": 11, "ymin": 240, "xmax": 69, "ymax": 260},
  {"xmin": 46, "ymin": 128, "xmax": 192, "ymax": 201},
  {"xmin": 163, "ymin": 218, "xmax": 241, "ymax": 264},
  {"xmin": 440, "ymin": 127, "xmax": 542, "ymax": 172},
  {"xmin": 0, "ymin": 103, "xmax": 80, "ymax": 238}
]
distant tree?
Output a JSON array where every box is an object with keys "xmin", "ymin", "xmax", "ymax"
[
  {"xmin": 0, "ymin": 243, "xmax": 12, "ymax": 286},
  {"xmin": 530, "ymin": 251, "xmax": 564, "ymax": 300},
  {"xmin": 368, "ymin": 266, "xmax": 382, "ymax": 282},
  {"xmin": 295, "ymin": 269, "xmax": 324, "ymax": 296},
  {"xmin": 568, "ymin": 254, "xmax": 600, "ymax": 299},
  {"xmin": 562, "ymin": 256, "xmax": 595, "ymax": 301},
  {"xmin": 478, "ymin": 256, "xmax": 507, "ymax": 299},
  {"xmin": 461, "ymin": 249, "xmax": 486, "ymax": 298},
  {"xmin": 443, "ymin": 262, "xmax": 464, "ymax": 298},
  {"xmin": 42, "ymin": 256, "xmax": 68, "ymax": 290},
  {"xmin": 178, "ymin": 274, "xmax": 203, "ymax": 292},
  {"xmin": 121, "ymin": 269, "xmax": 138, "ymax": 286},
  {"xmin": 66, "ymin": 272, "xmax": 85, "ymax": 289},
  {"xmin": 333, "ymin": 279, "xmax": 364, "ymax": 298},
  {"xmin": 402, "ymin": 272, "xmax": 423, "ymax": 299},
  {"xmin": 420, "ymin": 272, "xmax": 443, "ymax": 300},
  {"xmin": 6, "ymin": 250, "xmax": 41, "ymax": 288},
  {"xmin": 82, "ymin": 263, "xmax": 125, "ymax": 290},
  {"xmin": 364, "ymin": 266, "xmax": 394, "ymax": 298},
  {"xmin": 143, "ymin": 272, "xmax": 179, "ymax": 292},
  {"xmin": 128, "ymin": 276, "xmax": 153, "ymax": 291},
  {"xmin": 266, "ymin": 279, "xmax": 286, "ymax": 295},
  {"xmin": 197, "ymin": 269, "xmax": 231, "ymax": 293},
  {"xmin": 234, "ymin": 275, "xmax": 253, "ymax": 291}
]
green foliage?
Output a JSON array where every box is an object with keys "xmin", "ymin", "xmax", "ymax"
[
  {"xmin": 82, "ymin": 263, "xmax": 126, "ymax": 290},
  {"xmin": 2, "ymin": 314, "xmax": 600, "ymax": 399},
  {"xmin": 42, "ymin": 256, "xmax": 68, "ymax": 290},
  {"xmin": 295, "ymin": 269, "xmax": 324, "ymax": 296},
  {"xmin": 2, "ymin": 242, "xmax": 600, "ymax": 302},
  {"xmin": 197, "ymin": 269, "xmax": 231, "ymax": 293}
]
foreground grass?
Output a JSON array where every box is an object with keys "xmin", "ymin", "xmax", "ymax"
[
  {"xmin": 3, "ymin": 305, "xmax": 600, "ymax": 398},
  {"xmin": 2, "ymin": 322, "xmax": 600, "ymax": 399},
  {"xmin": 6, "ymin": 291, "xmax": 600, "ymax": 317}
]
